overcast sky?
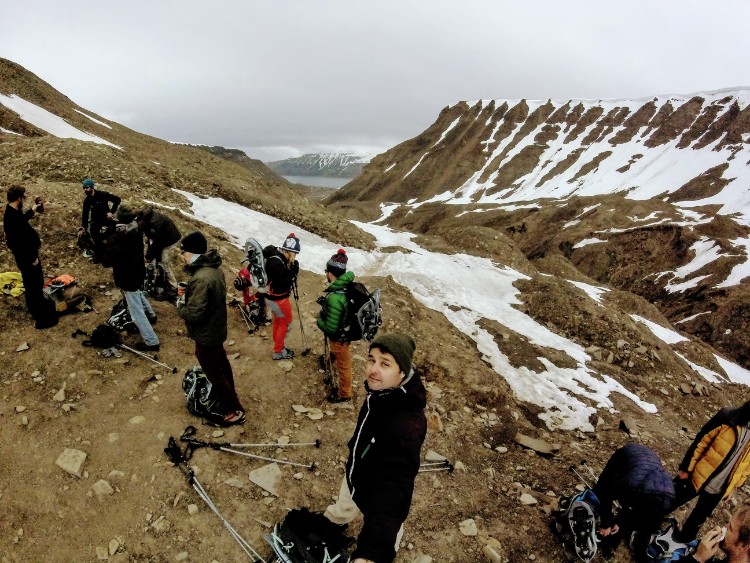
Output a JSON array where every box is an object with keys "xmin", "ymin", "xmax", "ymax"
[{"xmin": 2, "ymin": 1, "xmax": 749, "ymax": 162}]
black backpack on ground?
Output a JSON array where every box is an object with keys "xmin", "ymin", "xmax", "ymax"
[
  {"xmin": 107, "ymin": 298, "xmax": 137, "ymax": 333},
  {"xmin": 265, "ymin": 508, "xmax": 352, "ymax": 563},
  {"xmin": 553, "ymin": 488, "xmax": 600, "ymax": 562},
  {"xmin": 336, "ymin": 282, "xmax": 382, "ymax": 342},
  {"xmin": 182, "ymin": 366, "xmax": 224, "ymax": 420},
  {"xmin": 82, "ymin": 324, "xmax": 120, "ymax": 348}
]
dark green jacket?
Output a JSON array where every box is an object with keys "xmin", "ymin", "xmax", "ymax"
[
  {"xmin": 177, "ymin": 249, "xmax": 227, "ymax": 346},
  {"xmin": 316, "ymin": 271, "xmax": 354, "ymax": 338}
]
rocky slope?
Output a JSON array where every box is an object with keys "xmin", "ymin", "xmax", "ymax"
[
  {"xmin": 328, "ymin": 90, "xmax": 750, "ymax": 372},
  {"xmin": 2, "ymin": 58, "xmax": 750, "ymax": 563}
]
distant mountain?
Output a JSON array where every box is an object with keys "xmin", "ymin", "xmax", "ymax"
[
  {"xmin": 267, "ymin": 152, "xmax": 374, "ymax": 178},
  {"xmin": 191, "ymin": 144, "xmax": 286, "ymax": 182}
]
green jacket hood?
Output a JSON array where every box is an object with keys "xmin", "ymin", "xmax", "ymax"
[{"xmin": 184, "ymin": 248, "xmax": 222, "ymax": 272}]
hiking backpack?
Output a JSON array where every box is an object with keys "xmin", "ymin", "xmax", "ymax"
[
  {"xmin": 264, "ymin": 507, "xmax": 353, "ymax": 563},
  {"xmin": 553, "ymin": 488, "xmax": 600, "ymax": 562},
  {"xmin": 243, "ymin": 238, "xmax": 269, "ymax": 292},
  {"xmin": 143, "ymin": 261, "xmax": 174, "ymax": 301},
  {"xmin": 336, "ymin": 282, "xmax": 382, "ymax": 342},
  {"xmin": 107, "ymin": 298, "xmax": 137, "ymax": 333},
  {"xmin": 643, "ymin": 518, "xmax": 699, "ymax": 562},
  {"xmin": 182, "ymin": 366, "xmax": 223, "ymax": 419}
]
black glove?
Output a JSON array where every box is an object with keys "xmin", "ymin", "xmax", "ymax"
[{"xmin": 316, "ymin": 295, "xmax": 326, "ymax": 306}]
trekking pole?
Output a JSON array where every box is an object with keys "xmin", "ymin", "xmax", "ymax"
[
  {"xmin": 292, "ymin": 280, "xmax": 310, "ymax": 356},
  {"xmin": 182, "ymin": 425, "xmax": 320, "ymax": 448},
  {"xmin": 118, "ymin": 343, "xmax": 178, "ymax": 373},
  {"xmin": 418, "ymin": 459, "xmax": 454, "ymax": 473},
  {"xmin": 322, "ymin": 336, "xmax": 334, "ymax": 387},
  {"xmin": 179, "ymin": 426, "xmax": 316, "ymax": 470},
  {"xmin": 235, "ymin": 300, "xmax": 257, "ymax": 334},
  {"xmin": 569, "ymin": 465, "xmax": 592, "ymax": 489},
  {"xmin": 164, "ymin": 437, "xmax": 266, "ymax": 562}
]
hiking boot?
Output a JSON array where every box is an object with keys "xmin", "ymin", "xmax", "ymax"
[
  {"xmin": 327, "ymin": 391, "xmax": 351, "ymax": 404},
  {"xmin": 208, "ymin": 410, "xmax": 246, "ymax": 427},
  {"xmin": 135, "ymin": 341, "xmax": 160, "ymax": 352},
  {"xmin": 272, "ymin": 348, "xmax": 294, "ymax": 360}
]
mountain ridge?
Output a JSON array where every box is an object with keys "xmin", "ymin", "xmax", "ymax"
[{"xmin": 267, "ymin": 151, "xmax": 373, "ymax": 178}]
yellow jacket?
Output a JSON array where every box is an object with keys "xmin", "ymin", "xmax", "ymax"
[{"xmin": 682, "ymin": 407, "xmax": 750, "ymax": 498}]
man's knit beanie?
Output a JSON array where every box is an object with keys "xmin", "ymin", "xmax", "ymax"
[
  {"xmin": 180, "ymin": 231, "xmax": 208, "ymax": 254},
  {"xmin": 281, "ymin": 232, "xmax": 301, "ymax": 254},
  {"xmin": 370, "ymin": 332, "xmax": 416, "ymax": 375},
  {"xmin": 82, "ymin": 178, "xmax": 95, "ymax": 189},
  {"xmin": 326, "ymin": 248, "xmax": 348, "ymax": 277},
  {"xmin": 115, "ymin": 203, "xmax": 135, "ymax": 223}
]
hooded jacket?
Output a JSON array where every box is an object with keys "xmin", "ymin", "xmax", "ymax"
[
  {"xmin": 4, "ymin": 204, "xmax": 40, "ymax": 266},
  {"xmin": 316, "ymin": 271, "xmax": 354, "ymax": 338},
  {"xmin": 102, "ymin": 221, "xmax": 145, "ymax": 292},
  {"xmin": 345, "ymin": 368, "xmax": 427, "ymax": 562},
  {"xmin": 177, "ymin": 249, "xmax": 227, "ymax": 346},
  {"xmin": 680, "ymin": 405, "xmax": 750, "ymax": 498},
  {"xmin": 140, "ymin": 208, "xmax": 181, "ymax": 261}
]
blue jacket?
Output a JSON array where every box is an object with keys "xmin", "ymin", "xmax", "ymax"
[{"xmin": 593, "ymin": 444, "xmax": 675, "ymax": 529}]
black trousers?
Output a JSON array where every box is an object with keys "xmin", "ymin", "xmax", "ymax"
[
  {"xmin": 18, "ymin": 259, "xmax": 54, "ymax": 324},
  {"xmin": 194, "ymin": 343, "xmax": 243, "ymax": 414},
  {"xmin": 671, "ymin": 477, "xmax": 723, "ymax": 541}
]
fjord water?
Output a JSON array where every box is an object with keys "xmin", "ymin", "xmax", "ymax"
[{"xmin": 282, "ymin": 175, "xmax": 350, "ymax": 189}]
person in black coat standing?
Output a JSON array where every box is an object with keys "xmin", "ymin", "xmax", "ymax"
[
  {"xmin": 79, "ymin": 178, "xmax": 120, "ymax": 263},
  {"xmin": 3, "ymin": 185, "xmax": 57, "ymax": 329},
  {"xmin": 324, "ymin": 332, "xmax": 427, "ymax": 563},
  {"xmin": 594, "ymin": 443, "xmax": 676, "ymax": 560}
]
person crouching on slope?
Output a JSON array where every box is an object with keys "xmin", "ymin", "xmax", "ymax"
[
  {"xmin": 265, "ymin": 233, "xmax": 300, "ymax": 360},
  {"xmin": 317, "ymin": 248, "xmax": 354, "ymax": 403},
  {"xmin": 177, "ymin": 231, "xmax": 245, "ymax": 427},
  {"xmin": 324, "ymin": 332, "xmax": 427, "ymax": 563}
]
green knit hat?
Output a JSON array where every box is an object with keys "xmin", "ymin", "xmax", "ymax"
[{"xmin": 369, "ymin": 332, "xmax": 416, "ymax": 375}]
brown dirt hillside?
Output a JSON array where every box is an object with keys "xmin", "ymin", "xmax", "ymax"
[{"xmin": 2, "ymin": 180, "xmax": 750, "ymax": 563}]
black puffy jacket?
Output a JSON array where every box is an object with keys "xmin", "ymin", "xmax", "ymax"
[
  {"xmin": 102, "ymin": 222, "xmax": 145, "ymax": 292},
  {"xmin": 345, "ymin": 369, "xmax": 427, "ymax": 562},
  {"xmin": 263, "ymin": 245, "xmax": 298, "ymax": 300},
  {"xmin": 4, "ymin": 204, "xmax": 41, "ymax": 266}
]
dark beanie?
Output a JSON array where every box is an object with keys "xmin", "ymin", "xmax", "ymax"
[
  {"xmin": 180, "ymin": 231, "xmax": 208, "ymax": 254},
  {"xmin": 370, "ymin": 332, "xmax": 416, "ymax": 375},
  {"xmin": 326, "ymin": 248, "xmax": 348, "ymax": 277}
]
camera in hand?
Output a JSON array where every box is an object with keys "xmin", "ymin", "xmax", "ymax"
[{"xmin": 34, "ymin": 196, "xmax": 44, "ymax": 213}]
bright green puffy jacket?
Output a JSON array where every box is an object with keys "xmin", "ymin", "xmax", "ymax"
[{"xmin": 316, "ymin": 271, "xmax": 355, "ymax": 338}]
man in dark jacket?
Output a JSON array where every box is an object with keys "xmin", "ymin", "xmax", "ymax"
[
  {"xmin": 594, "ymin": 443, "xmax": 675, "ymax": 560},
  {"xmin": 264, "ymin": 233, "xmax": 300, "ymax": 360},
  {"xmin": 137, "ymin": 206, "xmax": 181, "ymax": 292},
  {"xmin": 3, "ymin": 185, "xmax": 57, "ymax": 329},
  {"xmin": 102, "ymin": 204, "xmax": 159, "ymax": 351},
  {"xmin": 673, "ymin": 402, "xmax": 750, "ymax": 542},
  {"xmin": 316, "ymin": 248, "xmax": 354, "ymax": 403},
  {"xmin": 685, "ymin": 504, "xmax": 750, "ymax": 563},
  {"xmin": 177, "ymin": 231, "xmax": 245, "ymax": 427},
  {"xmin": 324, "ymin": 332, "xmax": 427, "ymax": 563},
  {"xmin": 79, "ymin": 178, "xmax": 120, "ymax": 263}
]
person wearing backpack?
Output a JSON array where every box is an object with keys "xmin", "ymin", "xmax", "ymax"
[
  {"xmin": 3, "ymin": 185, "xmax": 58, "ymax": 329},
  {"xmin": 672, "ymin": 402, "xmax": 750, "ymax": 543},
  {"xmin": 684, "ymin": 504, "xmax": 750, "ymax": 562},
  {"xmin": 136, "ymin": 206, "xmax": 181, "ymax": 292},
  {"xmin": 102, "ymin": 204, "xmax": 159, "ymax": 351},
  {"xmin": 264, "ymin": 233, "xmax": 300, "ymax": 360},
  {"xmin": 177, "ymin": 231, "xmax": 245, "ymax": 426},
  {"xmin": 79, "ymin": 178, "xmax": 120, "ymax": 264},
  {"xmin": 317, "ymin": 249, "xmax": 354, "ymax": 403},
  {"xmin": 323, "ymin": 332, "xmax": 427, "ymax": 562},
  {"xmin": 593, "ymin": 443, "xmax": 675, "ymax": 560}
]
